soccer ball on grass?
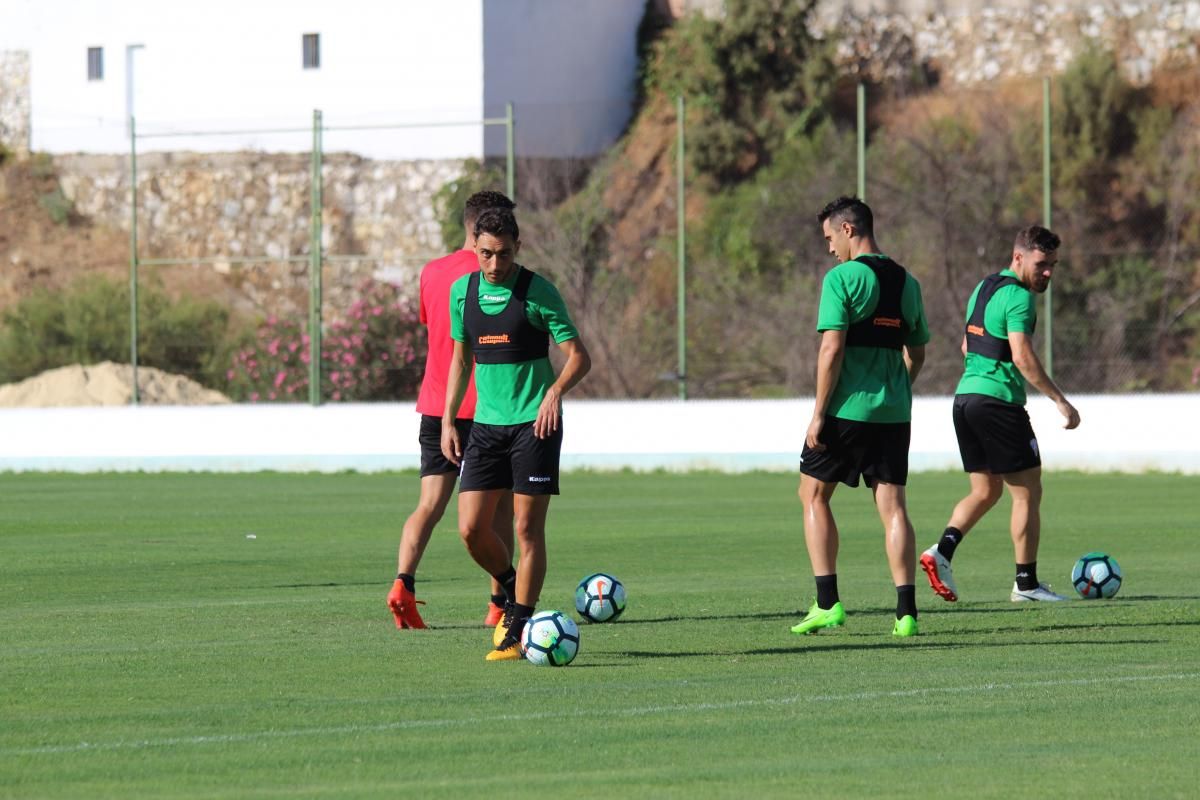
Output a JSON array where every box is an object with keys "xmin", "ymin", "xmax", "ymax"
[
  {"xmin": 521, "ymin": 610, "xmax": 580, "ymax": 666},
  {"xmin": 1071, "ymin": 552, "xmax": 1122, "ymax": 599},
  {"xmin": 575, "ymin": 572, "xmax": 626, "ymax": 623}
]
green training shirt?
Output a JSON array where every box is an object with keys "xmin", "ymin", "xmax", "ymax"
[
  {"xmin": 816, "ymin": 255, "xmax": 931, "ymax": 423},
  {"xmin": 955, "ymin": 268, "xmax": 1035, "ymax": 406},
  {"xmin": 450, "ymin": 266, "xmax": 579, "ymax": 425}
]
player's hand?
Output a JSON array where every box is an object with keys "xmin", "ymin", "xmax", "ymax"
[
  {"xmin": 805, "ymin": 415, "xmax": 826, "ymax": 451},
  {"xmin": 1058, "ymin": 399, "xmax": 1080, "ymax": 430},
  {"xmin": 534, "ymin": 387, "xmax": 562, "ymax": 439},
  {"xmin": 441, "ymin": 419, "xmax": 462, "ymax": 465}
]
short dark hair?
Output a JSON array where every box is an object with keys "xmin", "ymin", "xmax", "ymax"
[
  {"xmin": 817, "ymin": 196, "xmax": 874, "ymax": 237},
  {"xmin": 473, "ymin": 206, "xmax": 520, "ymax": 242},
  {"xmin": 1014, "ymin": 225, "xmax": 1060, "ymax": 253},
  {"xmin": 464, "ymin": 190, "xmax": 515, "ymax": 229}
]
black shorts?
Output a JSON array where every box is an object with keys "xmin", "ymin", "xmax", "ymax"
[
  {"xmin": 953, "ymin": 394, "xmax": 1041, "ymax": 474},
  {"xmin": 800, "ymin": 416, "xmax": 910, "ymax": 488},
  {"xmin": 459, "ymin": 421, "xmax": 562, "ymax": 496},
  {"xmin": 419, "ymin": 415, "xmax": 473, "ymax": 477}
]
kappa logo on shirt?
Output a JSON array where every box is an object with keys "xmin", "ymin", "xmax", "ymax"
[{"xmin": 482, "ymin": 293, "xmax": 507, "ymax": 302}]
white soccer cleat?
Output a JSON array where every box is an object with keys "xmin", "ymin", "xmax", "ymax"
[
  {"xmin": 920, "ymin": 545, "xmax": 958, "ymax": 602},
  {"xmin": 1010, "ymin": 582, "xmax": 1068, "ymax": 602}
]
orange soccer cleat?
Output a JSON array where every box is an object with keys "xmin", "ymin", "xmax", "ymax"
[
  {"xmin": 386, "ymin": 580, "xmax": 428, "ymax": 630},
  {"xmin": 484, "ymin": 601, "xmax": 505, "ymax": 627}
]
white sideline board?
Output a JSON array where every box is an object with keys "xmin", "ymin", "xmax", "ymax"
[{"xmin": 0, "ymin": 395, "xmax": 1196, "ymax": 474}]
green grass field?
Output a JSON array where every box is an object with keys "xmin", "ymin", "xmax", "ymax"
[{"xmin": 2, "ymin": 470, "xmax": 1197, "ymax": 798}]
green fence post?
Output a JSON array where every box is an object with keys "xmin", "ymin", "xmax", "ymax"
[
  {"xmin": 309, "ymin": 109, "xmax": 324, "ymax": 406},
  {"xmin": 857, "ymin": 82, "xmax": 866, "ymax": 201},
  {"xmin": 505, "ymin": 102, "xmax": 515, "ymax": 204},
  {"xmin": 1042, "ymin": 76, "xmax": 1053, "ymax": 378},
  {"xmin": 129, "ymin": 116, "xmax": 140, "ymax": 405},
  {"xmin": 676, "ymin": 95, "xmax": 687, "ymax": 401}
]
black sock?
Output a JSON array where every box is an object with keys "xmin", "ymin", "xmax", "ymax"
[
  {"xmin": 490, "ymin": 593, "xmax": 506, "ymax": 608},
  {"xmin": 506, "ymin": 603, "xmax": 535, "ymax": 642},
  {"xmin": 1015, "ymin": 562, "xmax": 1038, "ymax": 591},
  {"xmin": 493, "ymin": 567, "xmax": 517, "ymax": 604},
  {"xmin": 896, "ymin": 585, "xmax": 917, "ymax": 619},
  {"xmin": 396, "ymin": 572, "xmax": 415, "ymax": 592},
  {"xmin": 815, "ymin": 574, "xmax": 839, "ymax": 610},
  {"xmin": 937, "ymin": 527, "xmax": 963, "ymax": 560}
]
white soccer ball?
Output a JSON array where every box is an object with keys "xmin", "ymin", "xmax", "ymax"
[
  {"xmin": 574, "ymin": 572, "xmax": 627, "ymax": 623},
  {"xmin": 520, "ymin": 610, "xmax": 580, "ymax": 667}
]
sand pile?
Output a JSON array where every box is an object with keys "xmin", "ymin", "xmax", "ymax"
[{"xmin": 0, "ymin": 362, "xmax": 231, "ymax": 407}]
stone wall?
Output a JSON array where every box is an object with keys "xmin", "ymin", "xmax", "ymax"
[
  {"xmin": 0, "ymin": 51, "xmax": 31, "ymax": 155},
  {"xmin": 815, "ymin": 0, "xmax": 1200, "ymax": 86},
  {"xmin": 54, "ymin": 152, "xmax": 464, "ymax": 314}
]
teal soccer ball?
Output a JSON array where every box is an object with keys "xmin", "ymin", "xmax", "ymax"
[
  {"xmin": 520, "ymin": 610, "xmax": 580, "ymax": 666},
  {"xmin": 1072, "ymin": 552, "xmax": 1122, "ymax": 599}
]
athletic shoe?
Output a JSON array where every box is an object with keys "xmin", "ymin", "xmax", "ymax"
[
  {"xmin": 386, "ymin": 582, "xmax": 427, "ymax": 630},
  {"xmin": 789, "ymin": 601, "xmax": 846, "ymax": 635},
  {"xmin": 484, "ymin": 601, "xmax": 505, "ymax": 627},
  {"xmin": 892, "ymin": 615, "xmax": 919, "ymax": 637},
  {"xmin": 1011, "ymin": 582, "xmax": 1068, "ymax": 602},
  {"xmin": 485, "ymin": 634, "xmax": 524, "ymax": 662},
  {"xmin": 920, "ymin": 545, "xmax": 959, "ymax": 602},
  {"xmin": 493, "ymin": 602, "xmax": 515, "ymax": 646}
]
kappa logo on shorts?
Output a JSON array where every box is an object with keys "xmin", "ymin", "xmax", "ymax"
[
  {"xmin": 1030, "ymin": 438, "xmax": 1040, "ymax": 457},
  {"xmin": 527, "ymin": 475, "xmax": 552, "ymax": 483}
]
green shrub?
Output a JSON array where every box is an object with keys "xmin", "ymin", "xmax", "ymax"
[{"xmin": 0, "ymin": 275, "xmax": 235, "ymax": 390}]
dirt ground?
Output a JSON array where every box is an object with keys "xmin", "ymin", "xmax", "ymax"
[{"xmin": 0, "ymin": 361, "xmax": 230, "ymax": 407}]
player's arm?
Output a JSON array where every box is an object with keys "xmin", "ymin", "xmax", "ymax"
[
  {"xmin": 806, "ymin": 329, "xmax": 846, "ymax": 450},
  {"xmin": 960, "ymin": 333, "xmax": 968, "ymax": 356},
  {"xmin": 1009, "ymin": 331, "xmax": 1080, "ymax": 429},
  {"xmin": 534, "ymin": 337, "xmax": 591, "ymax": 439},
  {"xmin": 904, "ymin": 343, "xmax": 926, "ymax": 385},
  {"xmin": 441, "ymin": 338, "xmax": 473, "ymax": 465}
]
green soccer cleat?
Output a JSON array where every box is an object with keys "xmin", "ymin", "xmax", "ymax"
[
  {"xmin": 892, "ymin": 615, "xmax": 918, "ymax": 637},
  {"xmin": 790, "ymin": 601, "xmax": 846, "ymax": 635}
]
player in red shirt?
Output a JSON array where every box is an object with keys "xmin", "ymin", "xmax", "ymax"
[{"xmin": 386, "ymin": 191, "xmax": 516, "ymax": 629}]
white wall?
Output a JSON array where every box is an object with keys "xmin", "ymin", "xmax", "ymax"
[
  {"xmin": 1, "ymin": 396, "xmax": 1197, "ymax": 474},
  {"xmin": 1, "ymin": 0, "xmax": 645, "ymax": 159},
  {"xmin": 482, "ymin": 0, "xmax": 645, "ymax": 157},
  {"xmin": 14, "ymin": 0, "xmax": 487, "ymax": 158}
]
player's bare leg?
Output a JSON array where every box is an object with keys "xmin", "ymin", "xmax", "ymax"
[
  {"xmin": 485, "ymin": 491, "xmax": 516, "ymax": 625},
  {"xmin": 873, "ymin": 482, "xmax": 915, "ymax": 587},
  {"xmin": 458, "ymin": 488, "xmax": 512, "ymax": 575},
  {"xmin": 1003, "ymin": 467, "xmax": 1042, "ymax": 563},
  {"xmin": 1004, "ymin": 467, "xmax": 1063, "ymax": 601},
  {"xmin": 874, "ymin": 481, "xmax": 919, "ymax": 635},
  {"xmin": 947, "ymin": 472, "xmax": 1004, "ymax": 536},
  {"xmin": 792, "ymin": 475, "xmax": 845, "ymax": 634},
  {"xmin": 799, "ymin": 475, "xmax": 839, "ymax": 575},
  {"xmin": 387, "ymin": 472, "xmax": 456, "ymax": 629},
  {"xmin": 922, "ymin": 473, "xmax": 1002, "ymax": 602}
]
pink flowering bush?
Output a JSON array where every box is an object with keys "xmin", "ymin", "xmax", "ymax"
[{"xmin": 226, "ymin": 279, "xmax": 424, "ymax": 402}]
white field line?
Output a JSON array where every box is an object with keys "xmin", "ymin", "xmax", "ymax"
[{"xmin": 5, "ymin": 671, "xmax": 1196, "ymax": 757}]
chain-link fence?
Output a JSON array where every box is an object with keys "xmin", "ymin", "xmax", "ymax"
[{"xmin": 9, "ymin": 75, "xmax": 1196, "ymax": 404}]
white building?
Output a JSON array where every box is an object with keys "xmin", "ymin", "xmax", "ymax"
[{"xmin": 0, "ymin": 0, "xmax": 646, "ymax": 159}]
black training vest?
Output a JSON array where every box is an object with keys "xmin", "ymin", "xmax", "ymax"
[
  {"xmin": 463, "ymin": 267, "xmax": 550, "ymax": 365},
  {"xmin": 964, "ymin": 273, "xmax": 1024, "ymax": 363},
  {"xmin": 844, "ymin": 255, "xmax": 909, "ymax": 351}
]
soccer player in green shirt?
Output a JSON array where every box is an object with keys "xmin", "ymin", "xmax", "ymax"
[
  {"xmin": 792, "ymin": 196, "xmax": 930, "ymax": 638},
  {"xmin": 920, "ymin": 225, "xmax": 1080, "ymax": 603},
  {"xmin": 441, "ymin": 207, "xmax": 591, "ymax": 661}
]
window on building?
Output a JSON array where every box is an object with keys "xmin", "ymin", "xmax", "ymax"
[
  {"xmin": 302, "ymin": 33, "xmax": 320, "ymax": 69},
  {"xmin": 87, "ymin": 47, "xmax": 104, "ymax": 81}
]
